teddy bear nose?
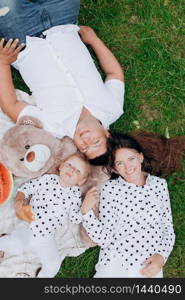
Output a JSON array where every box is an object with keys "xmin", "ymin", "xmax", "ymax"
[
  {"xmin": 26, "ymin": 151, "xmax": 35, "ymax": 162},
  {"xmin": 24, "ymin": 144, "xmax": 51, "ymax": 172}
]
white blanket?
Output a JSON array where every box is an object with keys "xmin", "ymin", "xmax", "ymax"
[{"xmin": 0, "ymin": 90, "xmax": 88, "ymax": 278}]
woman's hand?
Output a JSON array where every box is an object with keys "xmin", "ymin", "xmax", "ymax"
[
  {"xmin": 0, "ymin": 38, "xmax": 25, "ymax": 66},
  {"xmin": 140, "ymin": 253, "xmax": 165, "ymax": 277},
  {"xmin": 81, "ymin": 187, "xmax": 99, "ymax": 215},
  {"xmin": 78, "ymin": 26, "xmax": 99, "ymax": 46}
]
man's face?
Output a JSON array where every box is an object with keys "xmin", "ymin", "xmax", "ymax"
[{"xmin": 73, "ymin": 119, "xmax": 110, "ymax": 159}]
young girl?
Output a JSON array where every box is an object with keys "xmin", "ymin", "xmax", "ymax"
[
  {"xmin": 0, "ymin": 152, "xmax": 91, "ymax": 278},
  {"xmin": 80, "ymin": 132, "xmax": 176, "ymax": 278}
]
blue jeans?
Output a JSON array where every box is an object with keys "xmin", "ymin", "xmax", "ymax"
[{"xmin": 0, "ymin": 0, "xmax": 80, "ymax": 43}]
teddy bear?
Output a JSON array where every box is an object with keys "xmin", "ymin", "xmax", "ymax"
[{"xmin": 0, "ymin": 116, "xmax": 77, "ymax": 179}]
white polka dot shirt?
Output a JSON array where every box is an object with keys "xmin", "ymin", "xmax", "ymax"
[
  {"xmin": 82, "ymin": 175, "xmax": 175, "ymax": 270},
  {"xmin": 18, "ymin": 174, "xmax": 82, "ymax": 238}
]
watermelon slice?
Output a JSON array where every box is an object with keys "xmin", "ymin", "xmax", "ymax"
[{"xmin": 0, "ymin": 162, "xmax": 14, "ymax": 205}]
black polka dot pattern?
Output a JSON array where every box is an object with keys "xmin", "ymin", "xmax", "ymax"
[
  {"xmin": 18, "ymin": 174, "xmax": 83, "ymax": 238},
  {"xmin": 82, "ymin": 174, "xmax": 175, "ymax": 270}
]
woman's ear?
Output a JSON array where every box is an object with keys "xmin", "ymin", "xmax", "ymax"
[{"xmin": 139, "ymin": 152, "xmax": 144, "ymax": 163}]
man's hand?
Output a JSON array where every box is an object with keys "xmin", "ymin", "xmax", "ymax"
[
  {"xmin": 0, "ymin": 38, "xmax": 25, "ymax": 66},
  {"xmin": 81, "ymin": 187, "xmax": 99, "ymax": 215},
  {"xmin": 78, "ymin": 26, "xmax": 124, "ymax": 82},
  {"xmin": 140, "ymin": 253, "xmax": 165, "ymax": 277},
  {"xmin": 78, "ymin": 26, "xmax": 99, "ymax": 46}
]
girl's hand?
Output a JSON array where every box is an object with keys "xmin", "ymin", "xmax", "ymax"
[
  {"xmin": 81, "ymin": 187, "xmax": 99, "ymax": 214},
  {"xmin": 15, "ymin": 203, "xmax": 34, "ymax": 223},
  {"xmin": 140, "ymin": 253, "xmax": 165, "ymax": 277},
  {"xmin": 78, "ymin": 26, "xmax": 99, "ymax": 46},
  {"xmin": 14, "ymin": 192, "xmax": 34, "ymax": 223},
  {"xmin": 0, "ymin": 38, "xmax": 25, "ymax": 66}
]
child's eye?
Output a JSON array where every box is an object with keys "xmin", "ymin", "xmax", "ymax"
[{"xmin": 76, "ymin": 169, "xmax": 81, "ymax": 174}]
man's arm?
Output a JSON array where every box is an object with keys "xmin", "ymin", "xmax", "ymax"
[
  {"xmin": 78, "ymin": 26, "xmax": 124, "ymax": 82},
  {"xmin": 0, "ymin": 39, "xmax": 27, "ymax": 122}
]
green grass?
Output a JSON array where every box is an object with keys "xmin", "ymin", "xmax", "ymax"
[{"xmin": 13, "ymin": 0, "xmax": 185, "ymax": 278}]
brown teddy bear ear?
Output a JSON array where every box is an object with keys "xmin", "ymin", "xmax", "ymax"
[{"xmin": 16, "ymin": 116, "xmax": 43, "ymax": 129}]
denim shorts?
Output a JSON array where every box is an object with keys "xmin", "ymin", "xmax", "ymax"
[{"xmin": 0, "ymin": 0, "xmax": 80, "ymax": 43}]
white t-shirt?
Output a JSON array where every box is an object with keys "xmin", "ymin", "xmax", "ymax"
[{"xmin": 14, "ymin": 25, "xmax": 125, "ymax": 139}]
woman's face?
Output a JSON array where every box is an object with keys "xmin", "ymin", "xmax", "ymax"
[{"xmin": 114, "ymin": 148, "xmax": 144, "ymax": 183}]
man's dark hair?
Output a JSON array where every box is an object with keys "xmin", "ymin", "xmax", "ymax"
[{"xmin": 89, "ymin": 151, "xmax": 110, "ymax": 166}]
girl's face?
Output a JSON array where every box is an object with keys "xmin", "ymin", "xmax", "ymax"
[
  {"xmin": 114, "ymin": 148, "xmax": 144, "ymax": 183},
  {"xmin": 59, "ymin": 156, "xmax": 88, "ymax": 187}
]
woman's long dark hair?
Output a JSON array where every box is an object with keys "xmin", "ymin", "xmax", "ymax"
[
  {"xmin": 134, "ymin": 131, "xmax": 185, "ymax": 176},
  {"xmin": 89, "ymin": 129, "xmax": 185, "ymax": 177},
  {"xmin": 107, "ymin": 131, "xmax": 185, "ymax": 177}
]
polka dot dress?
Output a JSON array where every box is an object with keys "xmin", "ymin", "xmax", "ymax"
[
  {"xmin": 82, "ymin": 174, "xmax": 175, "ymax": 271},
  {"xmin": 18, "ymin": 174, "xmax": 82, "ymax": 238}
]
